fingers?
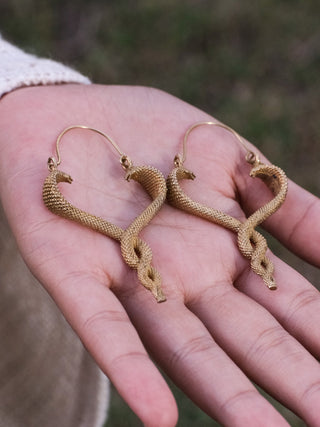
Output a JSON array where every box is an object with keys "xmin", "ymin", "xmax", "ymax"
[
  {"xmin": 172, "ymin": 120, "xmax": 320, "ymax": 267},
  {"xmin": 46, "ymin": 274, "xmax": 178, "ymax": 427},
  {"xmin": 121, "ymin": 292, "xmax": 290, "ymax": 427},
  {"xmin": 272, "ymin": 180, "xmax": 320, "ymax": 266},
  {"xmin": 188, "ymin": 275, "xmax": 320, "ymax": 427},
  {"xmin": 237, "ymin": 254, "xmax": 320, "ymax": 360},
  {"xmin": 238, "ymin": 159, "xmax": 320, "ymax": 267}
]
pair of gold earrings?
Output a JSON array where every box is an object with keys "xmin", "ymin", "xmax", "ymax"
[{"xmin": 43, "ymin": 122, "xmax": 288, "ymax": 303}]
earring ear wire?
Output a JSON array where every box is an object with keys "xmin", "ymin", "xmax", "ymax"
[
  {"xmin": 175, "ymin": 120, "xmax": 259, "ymax": 167},
  {"xmin": 47, "ymin": 125, "xmax": 132, "ymax": 171}
]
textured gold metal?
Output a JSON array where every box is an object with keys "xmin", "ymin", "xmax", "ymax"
[
  {"xmin": 43, "ymin": 127, "xmax": 167, "ymax": 302},
  {"xmin": 167, "ymin": 122, "xmax": 288, "ymax": 290}
]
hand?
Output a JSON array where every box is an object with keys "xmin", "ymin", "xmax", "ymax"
[{"xmin": 0, "ymin": 84, "xmax": 319, "ymax": 427}]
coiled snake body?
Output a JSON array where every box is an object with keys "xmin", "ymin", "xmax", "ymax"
[
  {"xmin": 166, "ymin": 159, "xmax": 288, "ymax": 289},
  {"xmin": 43, "ymin": 165, "xmax": 167, "ymax": 302}
]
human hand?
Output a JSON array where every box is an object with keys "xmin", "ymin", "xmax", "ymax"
[{"xmin": 0, "ymin": 84, "xmax": 319, "ymax": 426}]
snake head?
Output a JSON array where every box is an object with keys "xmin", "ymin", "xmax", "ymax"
[
  {"xmin": 249, "ymin": 163, "xmax": 283, "ymax": 195},
  {"xmin": 175, "ymin": 166, "xmax": 196, "ymax": 181},
  {"xmin": 56, "ymin": 170, "xmax": 73, "ymax": 184},
  {"xmin": 124, "ymin": 166, "xmax": 138, "ymax": 182}
]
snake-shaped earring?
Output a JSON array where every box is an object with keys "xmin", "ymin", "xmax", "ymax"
[
  {"xmin": 167, "ymin": 121, "xmax": 288, "ymax": 290},
  {"xmin": 43, "ymin": 125, "xmax": 167, "ymax": 302}
]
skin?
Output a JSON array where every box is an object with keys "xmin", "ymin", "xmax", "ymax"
[{"xmin": 0, "ymin": 83, "xmax": 319, "ymax": 426}]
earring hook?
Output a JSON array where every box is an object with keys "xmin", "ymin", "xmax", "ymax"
[
  {"xmin": 174, "ymin": 121, "xmax": 259, "ymax": 167},
  {"xmin": 47, "ymin": 125, "xmax": 132, "ymax": 170}
]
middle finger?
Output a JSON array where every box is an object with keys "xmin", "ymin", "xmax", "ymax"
[
  {"xmin": 121, "ymin": 287, "xmax": 290, "ymax": 427},
  {"xmin": 186, "ymin": 271, "xmax": 320, "ymax": 426}
]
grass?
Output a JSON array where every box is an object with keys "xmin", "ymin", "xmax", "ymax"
[{"xmin": 1, "ymin": 1, "xmax": 319, "ymax": 425}]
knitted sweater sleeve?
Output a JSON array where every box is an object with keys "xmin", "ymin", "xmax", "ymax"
[{"xmin": 0, "ymin": 36, "xmax": 90, "ymax": 98}]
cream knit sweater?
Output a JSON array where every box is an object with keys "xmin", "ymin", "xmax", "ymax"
[
  {"xmin": 0, "ymin": 36, "xmax": 109, "ymax": 427},
  {"xmin": 0, "ymin": 36, "xmax": 90, "ymax": 97}
]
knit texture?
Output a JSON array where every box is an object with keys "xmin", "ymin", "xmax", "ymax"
[{"xmin": 0, "ymin": 36, "xmax": 90, "ymax": 98}]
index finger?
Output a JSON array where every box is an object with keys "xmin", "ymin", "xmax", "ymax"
[
  {"xmin": 45, "ymin": 272, "xmax": 178, "ymax": 427},
  {"xmin": 239, "ymin": 173, "xmax": 320, "ymax": 267}
]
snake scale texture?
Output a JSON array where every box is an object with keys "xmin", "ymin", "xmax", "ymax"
[{"xmin": 43, "ymin": 165, "xmax": 167, "ymax": 302}]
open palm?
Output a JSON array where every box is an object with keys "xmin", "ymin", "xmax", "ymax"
[{"xmin": 0, "ymin": 84, "xmax": 319, "ymax": 427}]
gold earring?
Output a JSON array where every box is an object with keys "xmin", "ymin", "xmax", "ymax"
[
  {"xmin": 167, "ymin": 121, "xmax": 288, "ymax": 290},
  {"xmin": 43, "ymin": 125, "xmax": 167, "ymax": 302}
]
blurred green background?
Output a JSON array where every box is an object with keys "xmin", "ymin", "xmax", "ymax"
[{"xmin": 1, "ymin": 0, "xmax": 319, "ymax": 425}]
